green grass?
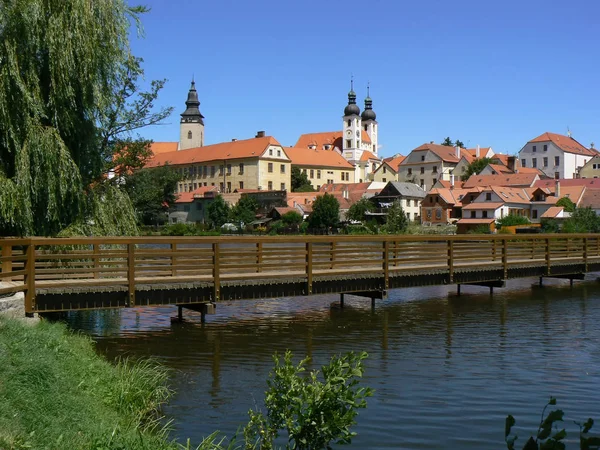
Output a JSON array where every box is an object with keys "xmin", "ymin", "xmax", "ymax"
[{"xmin": 0, "ymin": 317, "xmax": 181, "ymax": 450}]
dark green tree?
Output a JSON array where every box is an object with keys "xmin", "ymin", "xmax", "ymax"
[
  {"xmin": 346, "ymin": 197, "xmax": 374, "ymax": 222},
  {"xmin": 122, "ymin": 165, "xmax": 180, "ymax": 225},
  {"xmin": 461, "ymin": 157, "xmax": 496, "ymax": 181},
  {"xmin": 207, "ymin": 195, "xmax": 231, "ymax": 229},
  {"xmin": 291, "ymin": 166, "xmax": 315, "ymax": 192},
  {"xmin": 455, "ymin": 139, "xmax": 465, "ymax": 148},
  {"xmin": 0, "ymin": 1, "xmax": 171, "ymax": 236},
  {"xmin": 556, "ymin": 197, "xmax": 576, "ymax": 213},
  {"xmin": 562, "ymin": 207, "xmax": 600, "ymax": 233},
  {"xmin": 385, "ymin": 200, "xmax": 408, "ymax": 233},
  {"xmin": 308, "ymin": 193, "xmax": 340, "ymax": 230},
  {"xmin": 281, "ymin": 210, "xmax": 303, "ymax": 227},
  {"xmin": 441, "ymin": 137, "xmax": 454, "ymax": 146},
  {"xmin": 230, "ymin": 195, "xmax": 258, "ymax": 228}
]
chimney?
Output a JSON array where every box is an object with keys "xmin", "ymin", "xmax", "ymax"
[
  {"xmin": 255, "ymin": 130, "xmax": 265, "ymax": 138},
  {"xmin": 450, "ymin": 174, "xmax": 455, "ymax": 188},
  {"xmin": 430, "ymin": 141, "xmax": 434, "ymax": 144},
  {"xmin": 455, "ymin": 146, "xmax": 460, "ymax": 159},
  {"xmin": 555, "ymin": 180, "xmax": 560, "ymax": 198},
  {"xmin": 476, "ymin": 145, "xmax": 480, "ymax": 158},
  {"xmin": 507, "ymin": 156, "xmax": 516, "ymax": 172},
  {"xmin": 231, "ymin": 138, "xmax": 237, "ymax": 142}
]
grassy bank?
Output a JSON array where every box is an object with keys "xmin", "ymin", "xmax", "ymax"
[{"xmin": 0, "ymin": 317, "xmax": 180, "ymax": 450}]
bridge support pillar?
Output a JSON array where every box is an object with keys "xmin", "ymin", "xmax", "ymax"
[
  {"xmin": 457, "ymin": 284, "xmax": 461, "ymax": 296},
  {"xmin": 371, "ymin": 297, "xmax": 376, "ymax": 311},
  {"xmin": 539, "ymin": 277, "xmax": 543, "ymax": 287},
  {"xmin": 178, "ymin": 305, "xmax": 183, "ymax": 322},
  {"xmin": 340, "ymin": 294, "xmax": 344, "ymax": 308}
]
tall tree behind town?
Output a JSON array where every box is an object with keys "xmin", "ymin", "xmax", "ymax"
[{"xmin": 0, "ymin": 0, "xmax": 172, "ymax": 236}]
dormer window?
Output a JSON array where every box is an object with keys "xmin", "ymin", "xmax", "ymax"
[
  {"xmin": 188, "ymin": 131, "xmax": 192, "ymax": 139},
  {"xmin": 324, "ymin": 145, "xmax": 331, "ymax": 150}
]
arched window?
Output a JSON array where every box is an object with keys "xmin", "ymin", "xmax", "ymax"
[{"xmin": 188, "ymin": 131, "xmax": 192, "ymax": 139}]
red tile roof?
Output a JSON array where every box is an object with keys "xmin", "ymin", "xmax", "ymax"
[
  {"xmin": 145, "ymin": 136, "xmax": 285, "ymax": 168},
  {"xmin": 578, "ymin": 189, "xmax": 600, "ymax": 209},
  {"xmin": 486, "ymin": 163, "xmax": 512, "ymax": 175},
  {"xmin": 380, "ymin": 155, "xmax": 406, "ymax": 172},
  {"xmin": 295, "ymin": 130, "xmax": 373, "ymax": 149},
  {"xmin": 535, "ymin": 178, "xmax": 600, "ymax": 189},
  {"xmin": 456, "ymin": 218, "xmax": 495, "ymax": 224},
  {"xmin": 284, "ymin": 147, "xmax": 354, "ymax": 169},
  {"xmin": 541, "ymin": 206, "xmax": 564, "ymax": 218},
  {"xmin": 465, "ymin": 147, "xmax": 492, "ymax": 157},
  {"xmin": 528, "ymin": 132, "xmax": 597, "ymax": 156},
  {"xmin": 406, "ymin": 143, "xmax": 471, "ymax": 164},
  {"xmin": 175, "ymin": 186, "xmax": 218, "ymax": 203},
  {"xmin": 360, "ymin": 150, "xmax": 381, "ymax": 162},
  {"xmin": 463, "ymin": 173, "xmax": 539, "ymax": 188},
  {"xmin": 361, "ymin": 130, "xmax": 372, "ymax": 144},
  {"xmin": 435, "ymin": 179, "xmax": 466, "ymax": 189},
  {"xmin": 150, "ymin": 142, "xmax": 179, "ymax": 155}
]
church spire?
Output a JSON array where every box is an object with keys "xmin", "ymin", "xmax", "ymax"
[
  {"xmin": 361, "ymin": 82, "xmax": 376, "ymax": 121},
  {"xmin": 344, "ymin": 76, "xmax": 360, "ymax": 116},
  {"xmin": 181, "ymin": 79, "xmax": 204, "ymax": 125}
]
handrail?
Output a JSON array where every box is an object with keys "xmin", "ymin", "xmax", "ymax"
[{"xmin": 1, "ymin": 234, "xmax": 599, "ymax": 315}]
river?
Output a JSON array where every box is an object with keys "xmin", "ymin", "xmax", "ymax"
[{"xmin": 65, "ymin": 276, "xmax": 600, "ymax": 449}]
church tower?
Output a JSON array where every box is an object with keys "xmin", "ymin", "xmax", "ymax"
[
  {"xmin": 361, "ymin": 84, "xmax": 378, "ymax": 155},
  {"xmin": 179, "ymin": 80, "xmax": 205, "ymax": 150},
  {"xmin": 342, "ymin": 78, "xmax": 362, "ymax": 156}
]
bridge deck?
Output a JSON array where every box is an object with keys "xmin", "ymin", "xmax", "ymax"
[{"xmin": 1, "ymin": 234, "xmax": 599, "ymax": 313}]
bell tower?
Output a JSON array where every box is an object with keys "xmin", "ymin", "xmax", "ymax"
[
  {"xmin": 179, "ymin": 79, "xmax": 205, "ymax": 150},
  {"xmin": 342, "ymin": 77, "xmax": 361, "ymax": 153},
  {"xmin": 361, "ymin": 83, "xmax": 378, "ymax": 155}
]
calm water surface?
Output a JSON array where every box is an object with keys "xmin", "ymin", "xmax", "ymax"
[{"xmin": 66, "ymin": 277, "xmax": 600, "ymax": 449}]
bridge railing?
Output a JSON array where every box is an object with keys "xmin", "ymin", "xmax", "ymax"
[{"xmin": 1, "ymin": 234, "xmax": 600, "ymax": 314}]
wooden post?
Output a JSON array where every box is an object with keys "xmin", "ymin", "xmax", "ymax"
[
  {"xmin": 584, "ymin": 237, "xmax": 589, "ymax": 272},
  {"xmin": 330, "ymin": 241, "xmax": 336, "ymax": 270},
  {"xmin": 383, "ymin": 240, "xmax": 390, "ymax": 290},
  {"xmin": 24, "ymin": 243, "xmax": 35, "ymax": 316},
  {"xmin": 256, "ymin": 242, "xmax": 263, "ymax": 273},
  {"xmin": 171, "ymin": 243, "xmax": 178, "ymax": 277},
  {"xmin": 502, "ymin": 238, "xmax": 508, "ymax": 279},
  {"xmin": 447, "ymin": 239, "xmax": 454, "ymax": 284},
  {"xmin": 545, "ymin": 238, "xmax": 551, "ymax": 276},
  {"xmin": 306, "ymin": 242, "xmax": 313, "ymax": 295},
  {"xmin": 1, "ymin": 243, "xmax": 12, "ymax": 282},
  {"xmin": 93, "ymin": 243, "xmax": 100, "ymax": 279},
  {"xmin": 492, "ymin": 239, "xmax": 497, "ymax": 262},
  {"xmin": 127, "ymin": 243, "xmax": 136, "ymax": 307},
  {"xmin": 212, "ymin": 242, "xmax": 220, "ymax": 301}
]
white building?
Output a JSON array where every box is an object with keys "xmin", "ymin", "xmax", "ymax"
[{"xmin": 518, "ymin": 132, "xmax": 596, "ymax": 179}]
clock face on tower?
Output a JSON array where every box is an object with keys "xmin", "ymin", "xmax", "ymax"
[
  {"xmin": 356, "ymin": 130, "xmax": 360, "ymax": 137},
  {"xmin": 346, "ymin": 130, "xmax": 352, "ymax": 136}
]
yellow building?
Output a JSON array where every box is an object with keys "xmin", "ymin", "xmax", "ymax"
[
  {"xmin": 371, "ymin": 154, "xmax": 405, "ymax": 183},
  {"xmin": 578, "ymin": 154, "xmax": 600, "ymax": 179},
  {"xmin": 284, "ymin": 146, "xmax": 354, "ymax": 190},
  {"xmin": 146, "ymin": 133, "xmax": 291, "ymax": 193}
]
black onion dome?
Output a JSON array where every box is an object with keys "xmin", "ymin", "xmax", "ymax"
[
  {"xmin": 361, "ymin": 96, "xmax": 376, "ymax": 121},
  {"xmin": 344, "ymin": 88, "xmax": 360, "ymax": 116},
  {"xmin": 181, "ymin": 80, "xmax": 204, "ymax": 123}
]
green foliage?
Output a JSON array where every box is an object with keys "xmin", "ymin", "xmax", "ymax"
[
  {"xmin": 230, "ymin": 196, "xmax": 258, "ymax": 228},
  {"xmin": 161, "ymin": 223, "xmax": 221, "ymax": 236},
  {"xmin": 506, "ymin": 397, "xmax": 600, "ymax": 450},
  {"xmin": 497, "ymin": 214, "xmax": 531, "ymax": 228},
  {"xmin": 0, "ymin": 1, "xmax": 171, "ymax": 236},
  {"xmin": 281, "ymin": 211, "xmax": 303, "ymax": 227},
  {"xmin": 346, "ymin": 197, "xmax": 375, "ymax": 222},
  {"xmin": 291, "ymin": 167, "xmax": 315, "ymax": 192},
  {"xmin": 555, "ymin": 197, "xmax": 576, "ymax": 213},
  {"xmin": 441, "ymin": 137, "xmax": 465, "ymax": 148},
  {"xmin": 308, "ymin": 193, "xmax": 340, "ymax": 230},
  {"xmin": 268, "ymin": 221, "xmax": 285, "ymax": 235},
  {"xmin": 562, "ymin": 207, "xmax": 600, "ymax": 233},
  {"xmin": 540, "ymin": 218, "xmax": 560, "ymax": 233},
  {"xmin": 384, "ymin": 200, "xmax": 408, "ymax": 234},
  {"xmin": 467, "ymin": 224, "xmax": 493, "ymax": 234},
  {"xmin": 122, "ymin": 165, "xmax": 181, "ymax": 226},
  {"xmin": 461, "ymin": 157, "xmax": 495, "ymax": 181},
  {"xmin": 299, "ymin": 222, "xmax": 309, "ymax": 234},
  {"xmin": 243, "ymin": 350, "xmax": 373, "ymax": 450},
  {"xmin": 207, "ymin": 195, "xmax": 231, "ymax": 229}
]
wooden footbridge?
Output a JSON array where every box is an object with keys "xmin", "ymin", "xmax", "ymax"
[{"xmin": 1, "ymin": 234, "xmax": 599, "ymax": 317}]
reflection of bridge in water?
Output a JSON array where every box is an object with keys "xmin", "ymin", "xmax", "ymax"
[{"xmin": 1, "ymin": 234, "xmax": 599, "ymax": 319}]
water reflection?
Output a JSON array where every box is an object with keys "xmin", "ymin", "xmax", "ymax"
[{"xmin": 65, "ymin": 277, "xmax": 600, "ymax": 449}]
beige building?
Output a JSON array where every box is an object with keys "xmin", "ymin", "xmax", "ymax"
[
  {"xmin": 146, "ymin": 133, "xmax": 291, "ymax": 193},
  {"xmin": 284, "ymin": 146, "xmax": 354, "ymax": 190},
  {"xmin": 578, "ymin": 154, "xmax": 600, "ymax": 179},
  {"xmin": 371, "ymin": 154, "xmax": 405, "ymax": 183}
]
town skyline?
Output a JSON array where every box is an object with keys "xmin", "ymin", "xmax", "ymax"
[{"xmin": 131, "ymin": 0, "xmax": 600, "ymax": 158}]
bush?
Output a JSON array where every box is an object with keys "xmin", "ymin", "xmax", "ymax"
[
  {"xmin": 540, "ymin": 218, "xmax": 560, "ymax": 233},
  {"xmin": 496, "ymin": 214, "xmax": 530, "ymax": 228},
  {"xmin": 562, "ymin": 207, "xmax": 600, "ymax": 233}
]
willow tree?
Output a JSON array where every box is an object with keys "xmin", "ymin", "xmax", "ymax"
[{"xmin": 0, "ymin": 0, "xmax": 172, "ymax": 236}]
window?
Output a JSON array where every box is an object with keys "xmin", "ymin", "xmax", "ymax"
[
  {"xmin": 219, "ymin": 165, "xmax": 224, "ymax": 175},
  {"xmin": 482, "ymin": 210, "xmax": 488, "ymax": 218},
  {"xmin": 227, "ymin": 181, "xmax": 231, "ymax": 192},
  {"xmin": 382, "ymin": 177, "xmax": 387, "ymax": 182},
  {"xmin": 268, "ymin": 181, "xmax": 273, "ymax": 190},
  {"xmin": 420, "ymin": 167, "xmax": 425, "ymax": 174},
  {"xmin": 532, "ymin": 210, "xmax": 538, "ymax": 219},
  {"xmin": 268, "ymin": 163, "xmax": 273, "ymax": 173},
  {"xmin": 555, "ymin": 156, "xmax": 560, "ymax": 166},
  {"xmin": 219, "ymin": 182, "xmax": 224, "ymax": 192},
  {"xmin": 532, "ymin": 158, "xmax": 537, "ymax": 168},
  {"xmin": 406, "ymin": 199, "xmax": 411, "ymax": 207},
  {"xmin": 543, "ymin": 145, "xmax": 548, "ymax": 151},
  {"xmin": 521, "ymin": 159, "xmax": 527, "ymax": 167},
  {"xmin": 364, "ymin": 124, "xmax": 368, "ymax": 131},
  {"xmin": 227, "ymin": 164, "xmax": 232, "ymax": 175},
  {"xmin": 470, "ymin": 211, "xmax": 476, "ymax": 218},
  {"xmin": 432, "ymin": 166, "xmax": 438, "ymax": 173},
  {"xmin": 269, "ymin": 149, "xmax": 273, "ymax": 156},
  {"xmin": 280, "ymin": 164, "xmax": 286, "ymax": 174},
  {"xmin": 211, "ymin": 166, "xmax": 216, "ymax": 177},
  {"xmin": 555, "ymin": 172, "xmax": 560, "ymax": 179},
  {"xmin": 435, "ymin": 209, "xmax": 442, "ymax": 220},
  {"xmin": 193, "ymin": 183, "xmax": 198, "ymax": 190},
  {"xmin": 347, "ymin": 120, "xmax": 351, "ymax": 126},
  {"xmin": 281, "ymin": 182, "xmax": 286, "ymax": 190},
  {"xmin": 408, "ymin": 168, "xmax": 412, "ymax": 175},
  {"xmin": 543, "ymin": 157, "xmax": 548, "ymax": 167},
  {"xmin": 317, "ymin": 170, "xmax": 321, "ymax": 179},
  {"xmin": 532, "ymin": 145, "xmax": 537, "ymax": 152},
  {"xmin": 356, "ymin": 140, "xmax": 360, "ymax": 147},
  {"xmin": 420, "ymin": 179, "xmax": 424, "ymax": 188},
  {"xmin": 277, "ymin": 150, "xmax": 281, "ymax": 157},
  {"xmin": 239, "ymin": 181, "xmax": 244, "ymax": 190},
  {"xmin": 486, "ymin": 193, "xmax": 492, "ymax": 200},
  {"xmin": 310, "ymin": 169, "xmax": 314, "ymax": 178},
  {"xmin": 346, "ymin": 139, "xmax": 352, "ymax": 148},
  {"xmin": 239, "ymin": 163, "xmax": 244, "ymax": 174},
  {"xmin": 187, "ymin": 131, "xmax": 192, "ymax": 139},
  {"xmin": 203, "ymin": 166, "xmax": 208, "ymax": 177},
  {"xmin": 383, "ymin": 167, "xmax": 387, "ymax": 174}
]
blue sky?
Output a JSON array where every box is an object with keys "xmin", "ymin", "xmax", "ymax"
[{"xmin": 130, "ymin": 0, "xmax": 600, "ymax": 158}]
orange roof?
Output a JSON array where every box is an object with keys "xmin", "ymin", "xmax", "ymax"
[
  {"xmin": 427, "ymin": 187, "xmax": 474, "ymax": 206},
  {"xmin": 492, "ymin": 154, "xmax": 510, "ymax": 166},
  {"xmin": 435, "ymin": 179, "xmax": 466, "ymax": 189},
  {"xmin": 578, "ymin": 189, "xmax": 600, "ymax": 209},
  {"xmin": 465, "ymin": 147, "xmax": 492, "ymax": 156},
  {"xmin": 487, "ymin": 163, "xmax": 512, "ymax": 175},
  {"xmin": 175, "ymin": 186, "xmax": 218, "ymax": 203},
  {"xmin": 380, "ymin": 155, "xmax": 405, "ymax": 172},
  {"xmin": 456, "ymin": 218, "xmax": 495, "ymax": 224},
  {"xmin": 463, "ymin": 173, "xmax": 539, "ymax": 188},
  {"xmin": 528, "ymin": 132, "xmax": 597, "ymax": 156},
  {"xmin": 462, "ymin": 202, "xmax": 504, "ymax": 210},
  {"xmin": 319, "ymin": 182, "xmax": 371, "ymax": 193},
  {"xmin": 295, "ymin": 131, "xmax": 343, "ymax": 150},
  {"xmin": 361, "ymin": 130, "xmax": 372, "ymax": 144},
  {"xmin": 516, "ymin": 167, "xmax": 545, "ymax": 175},
  {"xmin": 406, "ymin": 143, "xmax": 470, "ymax": 164},
  {"xmin": 150, "ymin": 142, "xmax": 179, "ymax": 155},
  {"xmin": 360, "ymin": 150, "xmax": 381, "ymax": 162},
  {"xmin": 535, "ymin": 178, "xmax": 600, "ymax": 189},
  {"xmin": 286, "ymin": 192, "xmax": 320, "ymax": 208},
  {"xmin": 489, "ymin": 186, "xmax": 533, "ymax": 204},
  {"xmin": 541, "ymin": 206, "xmax": 564, "ymax": 218},
  {"xmin": 284, "ymin": 147, "xmax": 354, "ymax": 169},
  {"xmin": 145, "ymin": 136, "xmax": 285, "ymax": 168}
]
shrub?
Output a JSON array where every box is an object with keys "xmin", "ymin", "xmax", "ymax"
[{"xmin": 496, "ymin": 214, "xmax": 530, "ymax": 228}]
